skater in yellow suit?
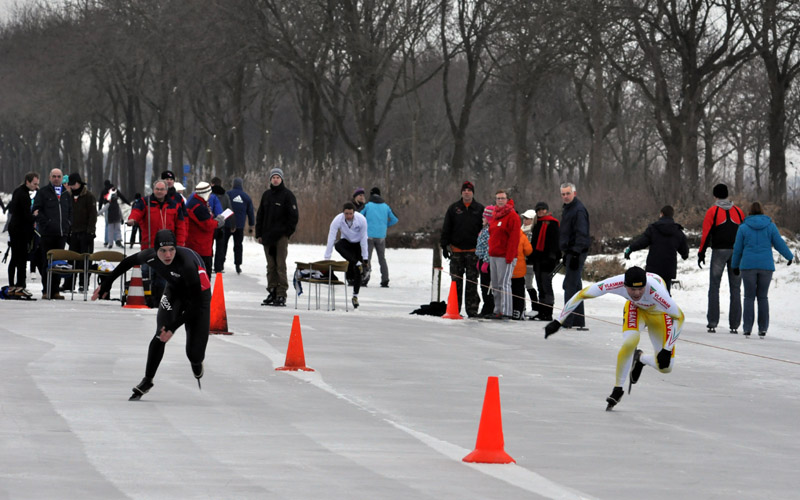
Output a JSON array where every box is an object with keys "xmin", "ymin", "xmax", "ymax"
[{"xmin": 544, "ymin": 266, "xmax": 685, "ymax": 410}]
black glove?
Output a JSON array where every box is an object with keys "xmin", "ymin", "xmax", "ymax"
[
  {"xmin": 544, "ymin": 320, "xmax": 561, "ymax": 339},
  {"xmin": 623, "ymin": 247, "xmax": 631, "ymax": 260},
  {"xmin": 657, "ymin": 348, "xmax": 671, "ymax": 370},
  {"xmin": 441, "ymin": 244, "xmax": 451, "ymax": 260},
  {"xmin": 698, "ymin": 252, "xmax": 705, "ymax": 269},
  {"xmin": 732, "ymin": 267, "xmax": 740, "ymax": 276},
  {"xmin": 788, "ymin": 259, "xmax": 793, "ymax": 266},
  {"xmin": 569, "ymin": 252, "xmax": 580, "ymax": 270}
]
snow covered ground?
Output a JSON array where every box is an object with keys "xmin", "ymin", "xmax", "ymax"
[{"xmin": 2, "ymin": 206, "xmax": 800, "ymax": 499}]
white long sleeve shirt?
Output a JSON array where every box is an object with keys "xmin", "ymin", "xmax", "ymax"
[{"xmin": 324, "ymin": 212, "xmax": 369, "ymax": 260}]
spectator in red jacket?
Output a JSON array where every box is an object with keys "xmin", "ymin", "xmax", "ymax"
[
  {"xmin": 126, "ymin": 179, "xmax": 188, "ymax": 304},
  {"xmin": 487, "ymin": 190, "xmax": 520, "ymax": 319},
  {"xmin": 698, "ymin": 183, "xmax": 745, "ymax": 333},
  {"xmin": 126, "ymin": 180, "xmax": 187, "ymax": 249},
  {"xmin": 185, "ymin": 182, "xmax": 225, "ymax": 271}
]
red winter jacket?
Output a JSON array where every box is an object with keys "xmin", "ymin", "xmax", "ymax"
[
  {"xmin": 185, "ymin": 194, "xmax": 218, "ymax": 257},
  {"xmin": 488, "ymin": 199, "xmax": 521, "ymax": 263},
  {"xmin": 127, "ymin": 195, "xmax": 187, "ymax": 249}
]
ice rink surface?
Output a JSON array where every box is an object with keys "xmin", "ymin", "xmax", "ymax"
[{"xmin": 2, "ymin": 222, "xmax": 800, "ymax": 499}]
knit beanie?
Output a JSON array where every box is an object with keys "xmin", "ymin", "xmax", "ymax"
[
  {"xmin": 624, "ymin": 266, "xmax": 647, "ymax": 288},
  {"xmin": 461, "ymin": 181, "xmax": 474, "ymax": 192},
  {"xmin": 713, "ymin": 183, "xmax": 728, "ymax": 199},
  {"xmin": 483, "ymin": 205, "xmax": 495, "ymax": 222},
  {"xmin": 370, "ymin": 187, "xmax": 381, "ymax": 196},
  {"xmin": 154, "ymin": 229, "xmax": 176, "ymax": 249},
  {"xmin": 195, "ymin": 181, "xmax": 212, "ymax": 201},
  {"xmin": 353, "ymin": 187, "xmax": 365, "ymax": 198},
  {"xmin": 269, "ymin": 167, "xmax": 284, "ymax": 181}
]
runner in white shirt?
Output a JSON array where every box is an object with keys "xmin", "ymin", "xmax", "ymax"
[
  {"xmin": 324, "ymin": 202, "xmax": 369, "ymax": 308},
  {"xmin": 544, "ymin": 266, "xmax": 685, "ymax": 410}
]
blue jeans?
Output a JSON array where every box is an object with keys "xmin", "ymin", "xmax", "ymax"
[
  {"xmin": 741, "ymin": 269, "xmax": 772, "ymax": 333},
  {"xmin": 707, "ymin": 249, "xmax": 741, "ymax": 329},
  {"xmin": 562, "ymin": 252, "xmax": 587, "ymax": 327}
]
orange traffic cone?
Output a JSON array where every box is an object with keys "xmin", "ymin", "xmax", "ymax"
[
  {"xmin": 276, "ymin": 315, "xmax": 314, "ymax": 372},
  {"xmin": 442, "ymin": 280, "xmax": 464, "ymax": 319},
  {"xmin": 209, "ymin": 273, "xmax": 232, "ymax": 335},
  {"xmin": 462, "ymin": 376, "xmax": 515, "ymax": 464},
  {"xmin": 123, "ymin": 266, "xmax": 149, "ymax": 309}
]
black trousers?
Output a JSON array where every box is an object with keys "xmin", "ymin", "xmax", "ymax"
[
  {"xmin": 214, "ymin": 227, "xmax": 232, "ymax": 272},
  {"xmin": 335, "ymin": 239, "xmax": 363, "ymax": 295},
  {"xmin": 232, "ymin": 228, "xmax": 245, "ymax": 266},
  {"xmin": 145, "ymin": 286, "xmax": 211, "ymax": 380},
  {"xmin": 8, "ymin": 231, "xmax": 31, "ymax": 288}
]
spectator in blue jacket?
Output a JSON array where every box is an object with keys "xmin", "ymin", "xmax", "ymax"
[
  {"xmin": 361, "ymin": 187, "xmax": 399, "ymax": 287},
  {"xmin": 227, "ymin": 177, "xmax": 256, "ymax": 274},
  {"xmin": 731, "ymin": 201, "xmax": 794, "ymax": 338}
]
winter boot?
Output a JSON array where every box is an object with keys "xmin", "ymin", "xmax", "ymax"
[
  {"xmin": 236, "ymin": 264, "xmax": 242, "ymax": 275},
  {"xmin": 261, "ymin": 289, "xmax": 276, "ymax": 306},
  {"xmin": 273, "ymin": 296, "xmax": 286, "ymax": 307},
  {"xmin": 605, "ymin": 386, "xmax": 624, "ymax": 411},
  {"xmin": 352, "ymin": 296, "xmax": 359, "ymax": 309},
  {"xmin": 129, "ymin": 377, "xmax": 154, "ymax": 401}
]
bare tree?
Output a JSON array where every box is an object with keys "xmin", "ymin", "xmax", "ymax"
[
  {"xmin": 609, "ymin": 0, "xmax": 753, "ymax": 202},
  {"xmin": 440, "ymin": 0, "xmax": 503, "ymax": 180},
  {"xmin": 736, "ymin": 0, "xmax": 800, "ymax": 203}
]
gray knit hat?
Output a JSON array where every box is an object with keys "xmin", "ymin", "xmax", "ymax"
[{"xmin": 269, "ymin": 167, "xmax": 284, "ymax": 181}]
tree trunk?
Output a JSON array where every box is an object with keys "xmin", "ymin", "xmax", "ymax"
[{"xmin": 767, "ymin": 77, "xmax": 787, "ymax": 203}]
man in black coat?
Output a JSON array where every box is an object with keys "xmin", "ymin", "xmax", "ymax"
[
  {"xmin": 6, "ymin": 172, "xmax": 40, "ymax": 296},
  {"xmin": 559, "ymin": 182, "xmax": 590, "ymax": 329},
  {"xmin": 31, "ymin": 168, "xmax": 73, "ymax": 300},
  {"xmin": 625, "ymin": 205, "xmax": 689, "ymax": 293},
  {"xmin": 440, "ymin": 181, "xmax": 484, "ymax": 317},
  {"xmin": 255, "ymin": 167, "xmax": 299, "ymax": 306}
]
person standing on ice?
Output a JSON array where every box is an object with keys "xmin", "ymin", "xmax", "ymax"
[
  {"xmin": 324, "ymin": 202, "xmax": 369, "ymax": 309},
  {"xmin": 91, "ymin": 229, "xmax": 212, "ymax": 401},
  {"xmin": 440, "ymin": 181, "xmax": 485, "ymax": 317},
  {"xmin": 698, "ymin": 183, "xmax": 745, "ymax": 333},
  {"xmin": 543, "ymin": 266, "xmax": 685, "ymax": 411}
]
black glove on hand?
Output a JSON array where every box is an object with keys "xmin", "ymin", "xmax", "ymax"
[
  {"xmin": 698, "ymin": 252, "xmax": 705, "ymax": 269},
  {"xmin": 657, "ymin": 348, "xmax": 672, "ymax": 370},
  {"xmin": 732, "ymin": 267, "xmax": 740, "ymax": 276},
  {"xmin": 569, "ymin": 252, "xmax": 580, "ymax": 270},
  {"xmin": 441, "ymin": 245, "xmax": 451, "ymax": 260},
  {"xmin": 544, "ymin": 320, "xmax": 561, "ymax": 339},
  {"xmin": 788, "ymin": 259, "xmax": 793, "ymax": 266}
]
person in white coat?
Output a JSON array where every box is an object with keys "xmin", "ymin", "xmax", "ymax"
[{"xmin": 324, "ymin": 202, "xmax": 369, "ymax": 308}]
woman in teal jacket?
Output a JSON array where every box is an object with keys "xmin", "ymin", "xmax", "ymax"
[{"xmin": 731, "ymin": 202, "xmax": 793, "ymax": 337}]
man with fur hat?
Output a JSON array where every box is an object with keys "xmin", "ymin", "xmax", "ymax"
[
  {"xmin": 544, "ymin": 266, "xmax": 685, "ymax": 411},
  {"xmin": 256, "ymin": 167, "xmax": 299, "ymax": 307},
  {"xmin": 440, "ymin": 181, "xmax": 485, "ymax": 317},
  {"xmin": 698, "ymin": 183, "xmax": 745, "ymax": 333},
  {"xmin": 186, "ymin": 181, "xmax": 225, "ymax": 271},
  {"xmin": 61, "ymin": 172, "xmax": 97, "ymax": 292}
]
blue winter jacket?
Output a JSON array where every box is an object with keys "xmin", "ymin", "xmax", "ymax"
[
  {"xmin": 227, "ymin": 178, "xmax": 255, "ymax": 229},
  {"xmin": 731, "ymin": 215, "xmax": 793, "ymax": 271},
  {"xmin": 362, "ymin": 195, "xmax": 398, "ymax": 239}
]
